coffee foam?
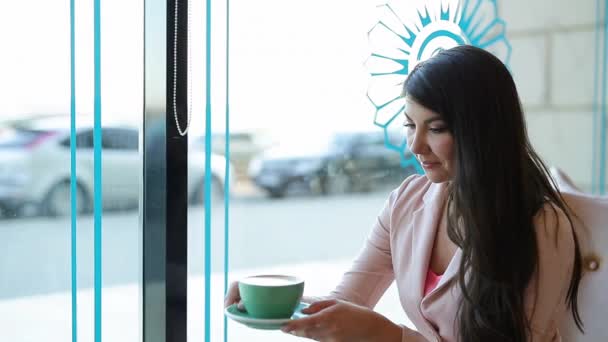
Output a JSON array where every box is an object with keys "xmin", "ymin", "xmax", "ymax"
[{"xmin": 240, "ymin": 275, "xmax": 303, "ymax": 286}]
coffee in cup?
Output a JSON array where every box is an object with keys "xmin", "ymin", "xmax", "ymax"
[{"xmin": 238, "ymin": 275, "xmax": 304, "ymax": 319}]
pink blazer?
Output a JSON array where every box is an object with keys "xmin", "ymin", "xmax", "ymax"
[{"xmin": 329, "ymin": 175, "xmax": 575, "ymax": 342}]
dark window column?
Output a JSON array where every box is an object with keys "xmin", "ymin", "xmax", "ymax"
[{"xmin": 143, "ymin": 0, "xmax": 188, "ymax": 342}]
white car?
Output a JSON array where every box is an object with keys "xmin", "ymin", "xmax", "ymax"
[{"xmin": 0, "ymin": 116, "xmax": 233, "ymax": 217}]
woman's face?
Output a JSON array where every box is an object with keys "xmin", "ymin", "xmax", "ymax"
[{"xmin": 404, "ymin": 96, "xmax": 455, "ymax": 183}]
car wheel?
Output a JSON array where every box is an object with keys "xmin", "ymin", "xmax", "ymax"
[
  {"xmin": 0, "ymin": 204, "xmax": 15, "ymax": 219},
  {"xmin": 190, "ymin": 176, "xmax": 223, "ymax": 205},
  {"xmin": 43, "ymin": 181, "xmax": 91, "ymax": 217},
  {"xmin": 283, "ymin": 179, "xmax": 314, "ymax": 196},
  {"xmin": 267, "ymin": 186, "xmax": 285, "ymax": 198}
]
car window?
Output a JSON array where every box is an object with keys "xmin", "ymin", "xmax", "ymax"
[
  {"xmin": 102, "ymin": 128, "xmax": 138, "ymax": 150},
  {"xmin": 0, "ymin": 128, "xmax": 51, "ymax": 148},
  {"xmin": 59, "ymin": 129, "xmax": 94, "ymax": 149},
  {"xmin": 59, "ymin": 128, "xmax": 139, "ymax": 150}
]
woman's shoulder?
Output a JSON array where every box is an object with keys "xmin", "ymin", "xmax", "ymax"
[
  {"xmin": 534, "ymin": 203, "xmax": 574, "ymax": 236},
  {"xmin": 533, "ymin": 202, "xmax": 576, "ymax": 262},
  {"xmin": 383, "ymin": 174, "xmax": 445, "ymax": 213},
  {"xmin": 389, "ymin": 174, "xmax": 431, "ymax": 202},
  {"xmin": 525, "ymin": 202, "xmax": 577, "ymax": 330}
]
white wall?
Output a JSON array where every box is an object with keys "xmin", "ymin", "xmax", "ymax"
[{"xmin": 500, "ymin": 0, "xmax": 607, "ymax": 191}]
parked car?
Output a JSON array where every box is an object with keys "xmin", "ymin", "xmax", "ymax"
[
  {"xmin": 0, "ymin": 115, "xmax": 233, "ymax": 217},
  {"xmin": 191, "ymin": 130, "xmax": 276, "ymax": 180},
  {"xmin": 248, "ymin": 130, "xmax": 417, "ymax": 198}
]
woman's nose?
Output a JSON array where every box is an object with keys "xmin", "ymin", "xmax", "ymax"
[{"xmin": 409, "ymin": 132, "xmax": 426, "ymax": 155}]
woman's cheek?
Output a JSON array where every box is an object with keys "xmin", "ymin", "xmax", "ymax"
[{"xmin": 405, "ymin": 133, "xmax": 414, "ymax": 150}]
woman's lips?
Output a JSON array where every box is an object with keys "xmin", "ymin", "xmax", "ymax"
[{"xmin": 421, "ymin": 161, "xmax": 440, "ymax": 169}]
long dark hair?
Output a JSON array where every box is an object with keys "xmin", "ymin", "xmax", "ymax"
[{"xmin": 403, "ymin": 45, "xmax": 583, "ymax": 341}]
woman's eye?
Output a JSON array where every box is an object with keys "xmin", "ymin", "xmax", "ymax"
[
  {"xmin": 403, "ymin": 123, "xmax": 415, "ymax": 129},
  {"xmin": 429, "ymin": 127, "xmax": 447, "ymax": 133}
]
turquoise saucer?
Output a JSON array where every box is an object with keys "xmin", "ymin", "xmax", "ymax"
[{"xmin": 224, "ymin": 302, "xmax": 309, "ymax": 330}]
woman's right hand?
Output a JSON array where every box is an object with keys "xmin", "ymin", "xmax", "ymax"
[{"xmin": 224, "ymin": 281, "xmax": 245, "ymax": 311}]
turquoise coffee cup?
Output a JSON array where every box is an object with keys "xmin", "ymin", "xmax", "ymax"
[{"xmin": 238, "ymin": 275, "xmax": 304, "ymax": 319}]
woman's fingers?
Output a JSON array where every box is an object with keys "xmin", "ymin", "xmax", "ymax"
[
  {"xmin": 301, "ymin": 299, "xmax": 338, "ymax": 314},
  {"xmin": 281, "ymin": 313, "xmax": 322, "ymax": 334},
  {"xmin": 224, "ymin": 281, "xmax": 240, "ymax": 308},
  {"xmin": 236, "ymin": 300, "xmax": 246, "ymax": 312},
  {"xmin": 282, "ymin": 300, "xmax": 339, "ymax": 335}
]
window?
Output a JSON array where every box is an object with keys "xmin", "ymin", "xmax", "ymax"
[
  {"xmin": 1, "ymin": 1, "xmax": 606, "ymax": 342},
  {"xmin": 102, "ymin": 128, "xmax": 138, "ymax": 150},
  {"xmin": 0, "ymin": 0, "xmax": 143, "ymax": 341}
]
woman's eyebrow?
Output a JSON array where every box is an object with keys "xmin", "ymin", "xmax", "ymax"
[
  {"xmin": 424, "ymin": 117, "xmax": 444, "ymax": 124},
  {"xmin": 403, "ymin": 112, "xmax": 444, "ymax": 124}
]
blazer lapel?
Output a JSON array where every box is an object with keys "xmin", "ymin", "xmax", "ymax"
[{"xmin": 407, "ymin": 182, "xmax": 448, "ymax": 302}]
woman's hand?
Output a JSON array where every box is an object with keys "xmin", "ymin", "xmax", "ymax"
[
  {"xmin": 280, "ymin": 299, "xmax": 402, "ymax": 342},
  {"xmin": 224, "ymin": 281, "xmax": 245, "ymax": 311}
]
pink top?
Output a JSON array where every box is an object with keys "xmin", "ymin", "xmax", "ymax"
[
  {"xmin": 327, "ymin": 174, "xmax": 574, "ymax": 342},
  {"xmin": 423, "ymin": 268, "xmax": 443, "ymax": 297}
]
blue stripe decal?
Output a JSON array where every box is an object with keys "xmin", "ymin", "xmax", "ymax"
[
  {"xmin": 70, "ymin": 0, "xmax": 77, "ymax": 340},
  {"xmin": 205, "ymin": 0, "xmax": 212, "ymax": 340},
  {"xmin": 600, "ymin": 0, "xmax": 608, "ymax": 195},
  {"xmin": 593, "ymin": 0, "xmax": 601, "ymax": 193},
  {"xmin": 223, "ymin": 0, "xmax": 230, "ymax": 340},
  {"xmin": 93, "ymin": 0, "xmax": 103, "ymax": 340}
]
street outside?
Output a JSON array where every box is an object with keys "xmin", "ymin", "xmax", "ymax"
[{"xmin": 0, "ymin": 186, "xmax": 414, "ymax": 341}]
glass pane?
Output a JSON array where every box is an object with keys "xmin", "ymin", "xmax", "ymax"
[
  {"xmin": 0, "ymin": 1, "xmax": 73, "ymax": 340},
  {"xmin": 186, "ymin": 0, "xmax": 228, "ymax": 340},
  {"xmin": 0, "ymin": 0, "xmax": 143, "ymax": 341},
  {"xmin": 100, "ymin": 0, "xmax": 143, "ymax": 340},
  {"xmin": 225, "ymin": 0, "xmax": 415, "ymax": 340}
]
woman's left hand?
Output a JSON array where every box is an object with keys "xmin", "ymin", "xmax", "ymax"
[{"xmin": 280, "ymin": 299, "xmax": 402, "ymax": 342}]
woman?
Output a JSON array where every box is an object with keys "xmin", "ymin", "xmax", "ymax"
[{"xmin": 225, "ymin": 45, "xmax": 584, "ymax": 341}]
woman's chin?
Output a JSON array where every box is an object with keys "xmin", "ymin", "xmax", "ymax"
[{"xmin": 424, "ymin": 171, "xmax": 451, "ymax": 183}]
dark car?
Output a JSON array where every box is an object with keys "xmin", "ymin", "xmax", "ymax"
[{"xmin": 248, "ymin": 130, "xmax": 418, "ymax": 198}]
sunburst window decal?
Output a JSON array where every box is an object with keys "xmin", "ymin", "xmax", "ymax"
[{"xmin": 366, "ymin": 0, "xmax": 511, "ymax": 172}]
